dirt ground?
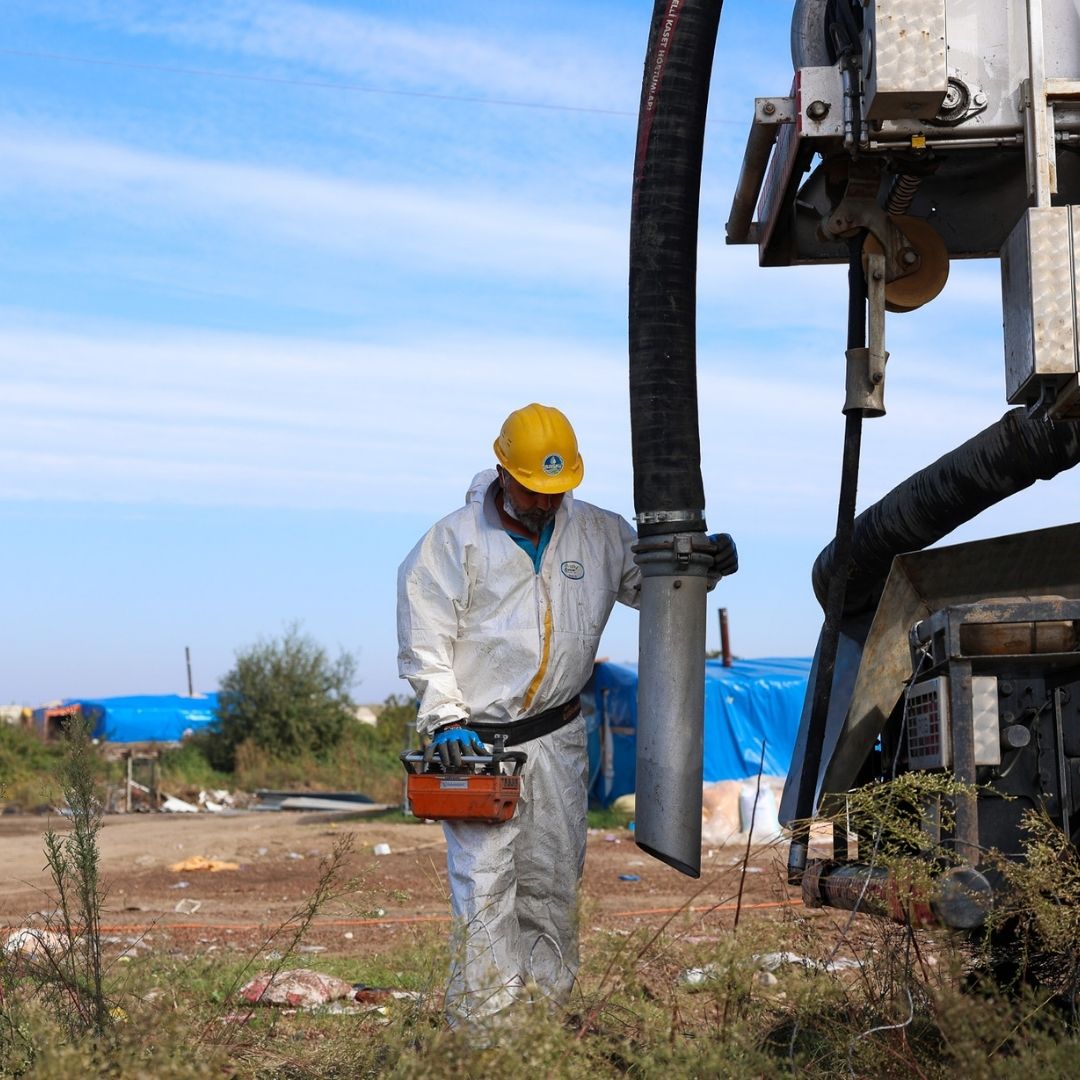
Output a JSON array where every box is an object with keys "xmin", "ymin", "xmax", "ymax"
[{"xmin": 0, "ymin": 810, "xmax": 814, "ymax": 961}]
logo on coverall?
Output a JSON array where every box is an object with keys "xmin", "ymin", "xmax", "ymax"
[{"xmin": 561, "ymin": 561, "xmax": 584, "ymax": 579}]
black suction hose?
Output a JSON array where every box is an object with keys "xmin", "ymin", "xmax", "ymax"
[
  {"xmin": 630, "ymin": 0, "xmax": 722, "ymax": 535},
  {"xmin": 813, "ymin": 409, "xmax": 1080, "ymax": 617},
  {"xmin": 786, "ymin": 235, "xmax": 866, "ymax": 884}
]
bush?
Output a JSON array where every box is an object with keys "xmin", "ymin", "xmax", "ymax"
[
  {"xmin": 0, "ymin": 723, "xmax": 102, "ymax": 811},
  {"xmin": 205, "ymin": 622, "xmax": 358, "ymax": 772},
  {"xmin": 228, "ymin": 694, "xmax": 416, "ymax": 801}
]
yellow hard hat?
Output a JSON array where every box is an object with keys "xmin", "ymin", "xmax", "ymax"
[{"xmin": 493, "ymin": 403, "xmax": 584, "ymax": 494}]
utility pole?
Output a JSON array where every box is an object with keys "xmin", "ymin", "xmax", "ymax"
[{"xmin": 185, "ymin": 646, "xmax": 194, "ymax": 696}]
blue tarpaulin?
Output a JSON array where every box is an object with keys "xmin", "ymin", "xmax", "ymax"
[
  {"xmin": 585, "ymin": 658, "xmax": 811, "ymax": 806},
  {"xmin": 65, "ymin": 695, "xmax": 220, "ymax": 743}
]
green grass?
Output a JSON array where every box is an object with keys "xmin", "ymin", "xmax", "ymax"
[
  {"xmin": 8, "ymin": 903, "xmax": 1080, "ymax": 1078},
  {"xmin": 587, "ymin": 806, "xmax": 634, "ymax": 831},
  {"xmin": 8, "ymin": 740, "xmax": 1080, "ymax": 1076},
  {"xmin": 14, "ymin": 909, "xmax": 1080, "ymax": 1079}
]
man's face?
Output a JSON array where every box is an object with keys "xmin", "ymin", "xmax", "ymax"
[{"xmin": 499, "ymin": 468, "xmax": 565, "ymax": 534}]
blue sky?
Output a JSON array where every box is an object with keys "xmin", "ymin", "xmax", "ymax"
[{"xmin": 2, "ymin": 1, "xmax": 1075, "ymax": 707}]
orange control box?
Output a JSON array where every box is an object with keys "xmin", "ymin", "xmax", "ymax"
[{"xmin": 406, "ymin": 772, "xmax": 521, "ymax": 823}]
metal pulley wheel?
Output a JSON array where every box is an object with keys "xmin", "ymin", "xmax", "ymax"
[{"xmin": 862, "ymin": 215, "xmax": 950, "ymax": 313}]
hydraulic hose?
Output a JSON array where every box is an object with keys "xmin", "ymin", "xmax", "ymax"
[
  {"xmin": 812, "ymin": 409, "xmax": 1080, "ymax": 617},
  {"xmin": 786, "ymin": 235, "xmax": 867, "ymax": 884},
  {"xmin": 629, "ymin": 0, "xmax": 723, "ymax": 879}
]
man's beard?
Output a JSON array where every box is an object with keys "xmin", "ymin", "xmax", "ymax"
[{"xmin": 503, "ymin": 492, "xmax": 555, "ymax": 535}]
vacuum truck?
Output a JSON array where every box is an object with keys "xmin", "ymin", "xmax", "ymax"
[
  {"xmin": 721, "ymin": 0, "xmax": 1080, "ymax": 930},
  {"xmin": 628, "ymin": 0, "xmax": 1080, "ymax": 929}
]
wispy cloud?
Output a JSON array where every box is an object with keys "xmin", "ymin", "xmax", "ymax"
[
  {"xmin": 43, "ymin": 0, "xmax": 645, "ymax": 110},
  {"xmin": 0, "ymin": 127, "xmax": 631, "ymax": 290},
  {"xmin": 0, "ymin": 305, "xmax": 1031, "ymax": 528}
]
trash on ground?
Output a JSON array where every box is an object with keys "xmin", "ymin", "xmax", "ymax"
[
  {"xmin": 101, "ymin": 934, "xmax": 152, "ymax": 956},
  {"xmin": 701, "ymin": 777, "xmax": 787, "ymax": 846},
  {"xmin": 679, "ymin": 965, "xmax": 717, "ymax": 989},
  {"xmin": 353, "ymin": 984, "xmax": 423, "ymax": 1005},
  {"xmin": 297, "ymin": 944, "xmax": 326, "ymax": 954},
  {"xmin": 174, "ymin": 898, "xmax": 202, "ymax": 915},
  {"xmin": 618, "ymin": 874, "xmax": 640, "ymax": 882},
  {"xmin": 737, "ymin": 783, "xmax": 784, "ymax": 842},
  {"xmin": 168, "ymin": 855, "xmax": 240, "ymax": 873},
  {"xmin": 196, "ymin": 789, "xmax": 235, "ymax": 813},
  {"xmin": 252, "ymin": 788, "xmax": 392, "ymax": 813},
  {"xmin": 373, "ymin": 843, "xmax": 392, "ymax": 856},
  {"xmin": 238, "ymin": 968, "xmax": 356, "ymax": 1007},
  {"xmin": 3, "ymin": 928, "xmax": 69, "ymax": 960},
  {"xmin": 754, "ymin": 951, "xmax": 863, "ymax": 974},
  {"xmin": 161, "ymin": 794, "xmax": 200, "ymax": 813}
]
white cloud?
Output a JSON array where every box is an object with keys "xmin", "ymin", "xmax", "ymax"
[
  {"xmin": 47, "ymin": 0, "xmax": 644, "ymax": 110},
  {"xmin": 0, "ymin": 128, "xmax": 629, "ymax": 288},
  {"xmin": 1, "ymin": 302, "xmax": 1043, "ymax": 531}
]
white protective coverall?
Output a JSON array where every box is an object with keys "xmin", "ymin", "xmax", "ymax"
[{"xmin": 397, "ymin": 469, "xmax": 640, "ymax": 1023}]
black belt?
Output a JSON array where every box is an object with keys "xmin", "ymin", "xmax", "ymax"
[{"xmin": 470, "ymin": 695, "xmax": 582, "ymax": 747}]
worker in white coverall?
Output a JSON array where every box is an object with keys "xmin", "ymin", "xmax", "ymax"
[{"xmin": 397, "ymin": 403, "xmax": 736, "ymax": 1026}]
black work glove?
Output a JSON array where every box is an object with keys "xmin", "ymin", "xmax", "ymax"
[{"xmin": 707, "ymin": 533, "xmax": 738, "ymax": 588}]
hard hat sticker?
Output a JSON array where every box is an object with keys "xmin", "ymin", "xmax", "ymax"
[
  {"xmin": 542, "ymin": 453, "xmax": 564, "ymax": 476},
  {"xmin": 561, "ymin": 561, "xmax": 585, "ymax": 580}
]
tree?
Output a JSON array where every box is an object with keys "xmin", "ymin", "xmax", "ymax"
[{"xmin": 207, "ymin": 622, "xmax": 358, "ymax": 771}]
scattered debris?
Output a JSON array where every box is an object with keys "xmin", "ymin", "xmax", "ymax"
[
  {"xmin": 174, "ymin": 899, "xmax": 202, "ymax": 915},
  {"xmin": 353, "ymin": 984, "xmax": 422, "ymax": 1005},
  {"xmin": 297, "ymin": 944, "xmax": 326, "ymax": 954},
  {"xmin": 168, "ymin": 856, "xmax": 240, "ymax": 873},
  {"xmin": 373, "ymin": 843, "xmax": 392, "ymax": 856},
  {"xmin": 754, "ymin": 951, "xmax": 864, "ymax": 974},
  {"xmin": 101, "ymin": 934, "xmax": 152, "ymax": 957},
  {"xmin": 161, "ymin": 794, "xmax": 199, "ymax": 814},
  {"xmin": 252, "ymin": 789, "xmax": 393, "ymax": 813},
  {"xmin": 238, "ymin": 968, "xmax": 356, "ymax": 1007},
  {"xmin": 679, "ymin": 966, "xmax": 716, "ymax": 989},
  {"xmin": 737, "ymin": 783, "xmax": 783, "ymax": 842},
  {"xmin": 618, "ymin": 874, "xmax": 641, "ymax": 882},
  {"xmin": 680, "ymin": 951, "xmax": 863, "ymax": 992},
  {"xmin": 3, "ymin": 928, "xmax": 69, "ymax": 960},
  {"xmin": 196, "ymin": 789, "xmax": 235, "ymax": 813}
]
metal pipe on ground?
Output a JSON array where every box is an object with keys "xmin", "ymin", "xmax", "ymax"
[
  {"xmin": 629, "ymin": 0, "xmax": 724, "ymax": 879},
  {"xmin": 803, "ymin": 860, "xmax": 993, "ymax": 930}
]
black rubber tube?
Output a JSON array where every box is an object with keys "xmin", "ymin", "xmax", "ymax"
[
  {"xmin": 812, "ymin": 409, "xmax": 1080, "ymax": 617},
  {"xmin": 629, "ymin": 0, "xmax": 722, "ymax": 537},
  {"xmin": 787, "ymin": 235, "xmax": 866, "ymax": 882}
]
